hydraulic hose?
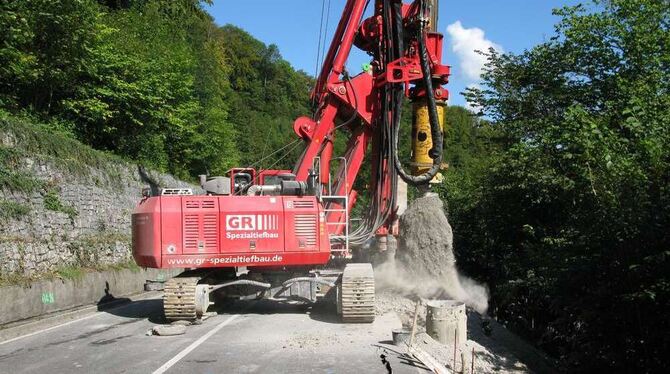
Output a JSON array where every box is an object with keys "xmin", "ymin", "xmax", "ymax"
[
  {"xmin": 347, "ymin": 0, "xmax": 400, "ymax": 246},
  {"xmin": 393, "ymin": 29, "xmax": 444, "ymax": 186}
]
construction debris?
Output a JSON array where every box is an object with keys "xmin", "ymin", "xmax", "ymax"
[
  {"xmin": 374, "ymin": 194, "xmax": 542, "ymax": 373},
  {"xmin": 403, "ymin": 299, "xmax": 452, "ymax": 373},
  {"xmin": 375, "ymin": 193, "xmax": 489, "ymax": 320},
  {"xmin": 396, "ymin": 193, "xmax": 457, "ymax": 281},
  {"xmin": 408, "ymin": 345, "xmax": 451, "ymax": 374},
  {"xmin": 393, "ymin": 193, "xmax": 488, "ymax": 314},
  {"xmin": 151, "ymin": 325, "xmax": 186, "ymax": 336},
  {"xmin": 377, "ymin": 290, "xmax": 538, "ymax": 373}
]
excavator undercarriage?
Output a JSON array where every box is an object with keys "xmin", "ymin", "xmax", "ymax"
[{"xmin": 161, "ymin": 264, "xmax": 375, "ymax": 323}]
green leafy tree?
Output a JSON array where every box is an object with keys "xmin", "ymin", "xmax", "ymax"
[
  {"xmin": 0, "ymin": 0, "xmax": 99, "ymax": 113},
  {"xmin": 0, "ymin": 0, "xmax": 242, "ymax": 178},
  {"xmin": 219, "ymin": 25, "xmax": 313, "ymax": 170},
  {"xmin": 457, "ymin": 0, "xmax": 669, "ymax": 371}
]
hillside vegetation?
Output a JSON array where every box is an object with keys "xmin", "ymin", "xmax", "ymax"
[
  {"xmin": 0, "ymin": 111, "xmax": 193, "ymax": 285},
  {"xmin": 0, "ymin": 0, "xmax": 311, "ymax": 179},
  {"xmin": 0, "ymin": 0, "xmax": 668, "ymax": 372}
]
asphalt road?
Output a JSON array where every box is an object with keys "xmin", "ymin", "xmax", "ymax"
[{"xmin": 0, "ymin": 294, "xmax": 428, "ymax": 374}]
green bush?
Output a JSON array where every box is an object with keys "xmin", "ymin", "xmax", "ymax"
[
  {"xmin": 0, "ymin": 199, "xmax": 30, "ymax": 220},
  {"xmin": 43, "ymin": 190, "xmax": 78, "ymax": 220},
  {"xmin": 0, "ymin": 142, "xmax": 43, "ymax": 192}
]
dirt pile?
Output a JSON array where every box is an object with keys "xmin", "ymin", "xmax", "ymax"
[
  {"xmin": 376, "ymin": 193, "xmax": 488, "ymax": 313},
  {"xmin": 396, "ymin": 192, "xmax": 457, "ymax": 280}
]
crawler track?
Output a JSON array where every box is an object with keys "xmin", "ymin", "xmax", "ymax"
[
  {"xmin": 163, "ymin": 277, "xmax": 200, "ymax": 321},
  {"xmin": 340, "ymin": 263, "xmax": 376, "ymax": 323}
]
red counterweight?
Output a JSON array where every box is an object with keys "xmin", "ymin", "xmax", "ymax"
[{"xmin": 133, "ymin": 194, "xmax": 330, "ymax": 269}]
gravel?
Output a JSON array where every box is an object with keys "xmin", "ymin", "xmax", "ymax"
[
  {"xmin": 396, "ymin": 193, "xmax": 456, "ymax": 280},
  {"xmin": 375, "ymin": 290, "xmax": 539, "ymax": 373}
]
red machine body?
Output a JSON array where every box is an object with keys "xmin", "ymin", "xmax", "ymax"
[{"xmin": 133, "ymin": 194, "xmax": 331, "ymax": 269}]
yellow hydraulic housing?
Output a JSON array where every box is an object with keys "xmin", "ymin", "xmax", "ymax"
[{"xmin": 411, "ymin": 98, "xmax": 446, "ymax": 180}]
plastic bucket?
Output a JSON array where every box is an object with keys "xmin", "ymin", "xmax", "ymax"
[{"xmin": 392, "ymin": 329, "xmax": 411, "ymax": 346}]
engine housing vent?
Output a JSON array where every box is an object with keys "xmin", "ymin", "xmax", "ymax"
[{"xmin": 294, "ymin": 214, "xmax": 317, "ymax": 247}]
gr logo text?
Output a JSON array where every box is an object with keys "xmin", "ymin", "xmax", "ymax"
[{"xmin": 225, "ymin": 214, "xmax": 278, "ymax": 231}]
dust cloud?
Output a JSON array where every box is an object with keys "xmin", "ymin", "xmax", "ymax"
[{"xmin": 375, "ymin": 193, "xmax": 489, "ymax": 314}]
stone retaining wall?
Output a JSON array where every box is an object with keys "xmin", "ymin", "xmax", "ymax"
[{"xmin": 0, "ymin": 121, "xmax": 196, "ymax": 277}]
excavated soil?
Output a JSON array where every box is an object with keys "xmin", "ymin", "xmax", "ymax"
[
  {"xmin": 396, "ymin": 193, "xmax": 456, "ymax": 280},
  {"xmin": 376, "ymin": 193, "xmax": 488, "ymax": 314}
]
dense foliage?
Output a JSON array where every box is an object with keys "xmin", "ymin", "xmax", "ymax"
[
  {"xmin": 219, "ymin": 25, "xmax": 313, "ymax": 170},
  {"xmin": 445, "ymin": 0, "xmax": 669, "ymax": 371},
  {"xmin": 0, "ymin": 0, "xmax": 311, "ymax": 179}
]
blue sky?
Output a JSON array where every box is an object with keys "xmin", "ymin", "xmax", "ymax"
[{"xmin": 207, "ymin": 0, "xmax": 581, "ymax": 107}]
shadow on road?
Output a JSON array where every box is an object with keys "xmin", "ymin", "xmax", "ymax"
[
  {"xmin": 99, "ymin": 298, "xmax": 166, "ymax": 324},
  {"xmin": 96, "ymin": 292, "xmax": 353, "ymax": 327},
  {"xmin": 372, "ymin": 341, "xmax": 431, "ymax": 373},
  {"xmin": 306, "ymin": 300, "xmax": 345, "ymax": 324},
  {"xmin": 96, "ymin": 281, "xmax": 131, "ymax": 311},
  {"xmin": 97, "ymin": 294, "xmax": 319, "ymax": 326},
  {"xmin": 466, "ymin": 310, "xmax": 558, "ymax": 373},
  {"xmin": 211, "ymin": 298, "xmax": 351, "ymax": 327},
  {"xmin": 214, "ymin": 298, "xmax": 311, "ymax": 316}
]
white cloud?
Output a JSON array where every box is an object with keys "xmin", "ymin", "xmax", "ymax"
[{"xmin": 446, "ymin": 21, "xmax": 502, "ymax": 82}]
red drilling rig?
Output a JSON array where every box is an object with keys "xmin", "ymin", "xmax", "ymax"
[{"xmin": 132, "ymin": 0, "xmax": 449, "ymax": 323}]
